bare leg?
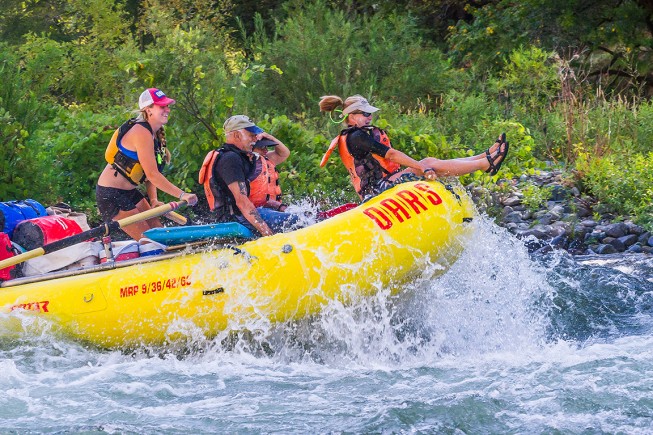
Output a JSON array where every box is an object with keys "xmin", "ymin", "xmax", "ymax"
[
  {"xmin": 420, "ymin": 135, "xmax": 505, "ymax": 176},
  {"xmin": 455, "ymin": 137, "xmax": 502, "ymax": 162},
  {"xmin": 114, "ymin": 198, "xmax": 162, "ymax": 240},
  {"xmin": 421, "ymin": 156, "xmax": 491, "ymax": 177}
]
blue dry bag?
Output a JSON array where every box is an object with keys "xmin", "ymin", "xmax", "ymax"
[{"xmin": 0, "ymin": 199, "xmax": 48, "ymax": 237}]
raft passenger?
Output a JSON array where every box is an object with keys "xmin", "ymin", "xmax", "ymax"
[
  {"xmin": 198, "ymin": 115, "xmax": 298, "ymax": 237},
  {"xmin": 248, "ymin": 136, "xmax": 290, "ymax": 212},
  {"xmin": 319, "ymin": 94, "xmax": 509, "ymax": 200},
  {"xmin": 96, "ymin": 88, "xmax": 198, "ymax": 240}
]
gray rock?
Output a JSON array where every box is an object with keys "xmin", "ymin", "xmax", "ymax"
[
  {"xmin": 617, "ymin": 234, "xmax": 639, "ymax": 247},
  {"xmin": 605, "ymin": 237, "xmax": 625, "ymax": 252},
  {"xmin": 538, "ymin": 213, "xmax": 556, "ymax": 225},
  {"xmin": 572, "ymin": 225, "xmax": 591, "ymax": 240},
  {"xmin": 503, "ymin": 196, "xmax": 522, "ymax": 207},
  {"xmin": 533, "ymin": 210, "xmax": 548, "ymax": 220},
  {"xmin": 580, "ymin": 219, "xmax": 598, "ymax": 228},
  {"xmin": 503, "ymin": 211, "xmax": 525, "ymax": 223},
  {"xmin": 550, "ymin": 204, "xmax": 565, "ymax": 217},
  {"xmin": 603, "ymin": 223, "xmax": 628, "ymax": 238},
  {"xmin": 587, "ymin": 244, "xmax": 600, "ymax": 253},
  {"xmin": 532, "ymin": 224, "xmax": 554, "ymax": 233},
  {"xmin": 596, "ymin": 244, "xmax": 618, "ymax": 254},
  {"xmin": 571, "ymin": 187, "xmax": 581, "ymax": 197},
  {"xmin": 625, "ymin": 222, "xmax": 645, "ymax": 235},
  {"xmin": 638, "ymin": 232, "xmax": 650, "ymax": 245},
  {"xmin": 550, "ymin": 184, "xmax": 570, "ymax": 201},
  {"xmin": 550, "ymin": 235, "xmax": 568, "ymax": 249},
  {"xmin": 552, "ymin": 222, "xmax": 572, "ymax": 235},
  {"xmin": 627, "ymin": 244, "xmax": 643, "ymax": 253},
  {"xmin": 575, "ymin": 206, "xmax": 592, "ymax": 218},
  {"xmin": 516, "ymin": 228, "xmax": 549, "ymax": 240},
  {"xmin": 585, "ymin": 230, "xmax": 606, "ymax": 244},
  {"xmin": 648, "ymin": 236, "xmax": 653, "ymax": 247},
  {"xmin": 562, "ymin": 204, "xmax": 575, "ymax": 214}
]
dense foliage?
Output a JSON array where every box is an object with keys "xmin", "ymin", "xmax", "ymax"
[{"xmin": 1, "ymin": 0, "xmax": 651, "ymax": 227}]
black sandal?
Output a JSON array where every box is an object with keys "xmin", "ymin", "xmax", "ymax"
[{"xmin": 485, "ymin": 133, "xmax": 509, "ymax": 176}]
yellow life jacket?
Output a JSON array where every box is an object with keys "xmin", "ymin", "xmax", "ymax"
[
  {"xmin": 320, "ymin": 126, "xmax": 400, "ymax": 199},
  {"xmin": 105, "ymin": 119, "xmax": 166, "ymax": 186}
]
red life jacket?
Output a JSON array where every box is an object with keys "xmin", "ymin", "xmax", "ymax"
[
  {"xmin": 320, "ymin": 126, "xmax": 400, "ymax": 199},
  {"xmin": 0, "ymin": 233, "xmax": 17, "ymax": 281},
  {"xmin": 248, "ymin": 155, "xmax": 282, "ymax": 207}
]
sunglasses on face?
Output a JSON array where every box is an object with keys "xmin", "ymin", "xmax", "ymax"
[{"xmin": 352, "ymin": 111, "xmax": 372, "ymax": 117}]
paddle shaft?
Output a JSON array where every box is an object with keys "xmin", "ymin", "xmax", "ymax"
[
  {"xmin": 0, "ymin": 200, "xmax": 186, "ymax": 270},
  {"xmin": 165, "ymin": 211, "xmax": 187, "ymax": 225}
]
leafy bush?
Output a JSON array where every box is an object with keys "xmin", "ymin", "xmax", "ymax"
[
  {"xmin": 245, "ymin": 0, "xmax": 457, "ymax": 115},
  {"xmin": 576, "ymin": 151, "xmax": 653, "ymax": 229},
  {"xmin": 521, "ymin": 183, "xmax": 553, "ymax": 212},
  {"xmin": 26, "ymin": 105, "xmax": 125, "ymax": 214},
  {"xmin": 0, "ymin": 107, "xmax": 34, "ymax": 200}
]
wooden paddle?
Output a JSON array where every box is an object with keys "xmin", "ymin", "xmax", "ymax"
[
  {"xmin": 0, "ymin": 200, "xmax": 187, "ymax": 270},
  {"xmin": 165, "ymin": 211, "xmax": 188, "ymax": 225}
]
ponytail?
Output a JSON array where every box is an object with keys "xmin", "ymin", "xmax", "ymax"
[{"xmin": 318, "ymin": 95, "xmax": 344, "ymax": 112}]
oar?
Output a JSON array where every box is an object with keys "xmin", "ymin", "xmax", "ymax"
[
  {"xmin": 0, "ymin": 200, "xmax": 187, "ymax": 270},
  {"xmin": 165, "ymin": 211, "xmax": 188, "ymax": 225}
]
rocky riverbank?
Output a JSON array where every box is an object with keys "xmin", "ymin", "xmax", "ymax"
[{"xmin": 467, "ymin": 170, "xmax": 653, "ymax": 256}]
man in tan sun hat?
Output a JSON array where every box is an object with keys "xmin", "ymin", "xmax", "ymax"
[{"xmin": 198, "ymin": 115, "xmax": 299, "ymax": 237}]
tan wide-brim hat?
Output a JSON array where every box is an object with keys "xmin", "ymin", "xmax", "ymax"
[{"xmin": 342, "ymin": 95, "xmax": 379, "ymax": 115}]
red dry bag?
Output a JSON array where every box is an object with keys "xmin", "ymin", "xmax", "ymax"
[{"xmin": 12, "ymin": 216, "xmax": 83, "ymax": 251}]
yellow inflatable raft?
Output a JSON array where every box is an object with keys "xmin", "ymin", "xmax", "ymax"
[{"xmin": 0, "ymin": 180, "xmax": 475, "ymax": 348}]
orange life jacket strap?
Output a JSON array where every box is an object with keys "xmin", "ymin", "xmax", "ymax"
[
  {"xmin": 198, "ymin": 150, "xmax": 220, "ymax": 211},
  {"xmin": 319, "ymin": 135, "xmax": 340, "ymax": 167}
]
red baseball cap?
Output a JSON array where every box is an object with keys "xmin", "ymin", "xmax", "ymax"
[{"xmin": 139, "ymin": 88, "xmax": 176, "ymax": 109}]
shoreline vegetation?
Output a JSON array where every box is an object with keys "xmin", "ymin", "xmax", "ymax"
[
  {"xmin": 2, "ymin": 1, "xmax": 652, "ymax": 251},
  {"xmin": 471, "ymin": 170, "xmax": 653, "ymax": 256}
]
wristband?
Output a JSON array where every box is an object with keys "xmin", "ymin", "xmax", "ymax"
[
  {"xmin": 424, "ymin": 168, "xmax": 435, "ymax": 173},
  {"xmin": 179, "ymin": 192, "xmax": 186, "ymax": 200}
]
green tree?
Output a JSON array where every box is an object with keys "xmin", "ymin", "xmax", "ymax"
[
  {"xmin": 448, "ymin": 0, "xmax": 653, "ymax": 95},
  {"xmin": 245, "ymin": 0, "xmax": 457, "ymax": 116}
]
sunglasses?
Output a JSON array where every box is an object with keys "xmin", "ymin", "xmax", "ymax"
[{"xmin": 352, "ymin": 111, "xmax": 372, "ymax": 117}]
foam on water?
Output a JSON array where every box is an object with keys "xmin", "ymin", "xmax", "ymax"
[{"xmin": 2, "ymin": 215, "xmax": 653, "ymax": 432}]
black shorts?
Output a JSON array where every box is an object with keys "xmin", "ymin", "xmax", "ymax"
[{"xmin": 96, "ymin": 185, "xmax": 145, "ymax": 222}]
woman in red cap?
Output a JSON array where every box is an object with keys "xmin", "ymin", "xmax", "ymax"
[
  {"xmin": 96, "ymin": 88, "xmax": 197, "ymax": 240},
  {"xmin": 319, "ymin": 94, "xmax": 508, "ymax": 200}
]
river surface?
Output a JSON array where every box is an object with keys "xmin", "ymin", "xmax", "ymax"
[{"xmin": 1, "ymin": 217, "xmax": 653, "ymax": 433}]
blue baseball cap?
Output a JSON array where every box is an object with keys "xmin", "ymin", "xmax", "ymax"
[{"xmin": 254, "ymin": 138, "xmax": 277, "ymax": 148}]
